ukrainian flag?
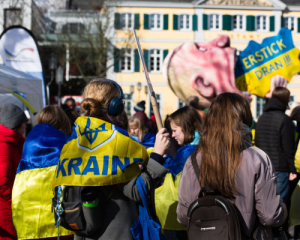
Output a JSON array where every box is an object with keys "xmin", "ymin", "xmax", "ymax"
[
  {"xmin": 12, "ymin": 124, "xmax": 73, "ymax": 239},
  {"xmin": 52, "ymin": 116, "xmax": 148, "ymax": 190}
]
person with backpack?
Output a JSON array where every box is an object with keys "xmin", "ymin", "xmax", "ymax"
[
  {"xmin": 52, "ymin": 79, "xmax": 170, "ymax": 240},
  {"xmin": 12, "ymin": 106, "xmax": 73, "ymax": 240},
  {"xmin": 177, "ymin": 93, "xmax": 287, "ymax": 240}
]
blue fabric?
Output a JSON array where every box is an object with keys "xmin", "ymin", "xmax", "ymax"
[
  {"xmin": 131, "ymin": 131, "xmax": 156, "ymax": 149},
  {"xmin": 17, "ymin": 124, "xmax": 69, "ymax": 173},
  {"xmin": 130, "ymin": 176, "xmax": 167, "ymax": 240},
  {"xmin": 276, "ymin": 171, "xmax": 290, "ymax": 204}
]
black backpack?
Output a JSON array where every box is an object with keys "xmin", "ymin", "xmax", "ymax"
[
  {"xmin": 186, "ymin": 156, "xmax": 242, "ymax": 240},
  {"xmin": 52, "ymin": 185, "xmax": 115, "ymax": 237}
]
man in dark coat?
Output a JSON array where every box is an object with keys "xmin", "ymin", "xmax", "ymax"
[{"xmin": 133, "ymin": 101, "xmax": 157, "ymax": 133}]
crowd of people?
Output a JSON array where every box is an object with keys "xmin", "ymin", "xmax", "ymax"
[{"xmin": 0, "ymin": 78, "xmax": 300, "ymax": 240}]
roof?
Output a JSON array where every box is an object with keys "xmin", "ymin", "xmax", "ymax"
[{"xmin": 280, "ymin": 0, "xmax": 300, "ymax": 6}]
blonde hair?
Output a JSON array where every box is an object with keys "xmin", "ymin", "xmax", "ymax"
[
  {"xmin": 81, "ymin": 79, "xmax": 120, "ymax": 118},
  {"xmin": 36, "ymin": 105, "xmax": 72, "ymax": 136},
  {"xmin": 128, "ymin": 116, "xmax": 148, "ymax": 141}
]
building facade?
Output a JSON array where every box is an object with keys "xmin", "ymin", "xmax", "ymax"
[{"xmin": 110, "ymin": 0, "xmax": 300, "ymax": 120}]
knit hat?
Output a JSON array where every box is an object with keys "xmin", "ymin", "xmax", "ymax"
[
  {"xmin": 0, "ymin": 103, "xmax": 28, "ymax": 129},
  {"xmin": 134, "ymin": 101, "xmax": 146, "ymax": 112}
]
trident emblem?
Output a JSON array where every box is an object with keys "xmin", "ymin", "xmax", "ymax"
[{"xmin": 78, "ymin": 118, "xmax": 108, "ymax": 144}]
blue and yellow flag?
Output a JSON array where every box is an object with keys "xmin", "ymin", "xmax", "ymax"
[
  {"xmin": 52, "ymin": 117, "xmax": 148, "ymax": 190},
  {"xmin": 235, "ymin": 27, "xmax": 300, "ymax": 97},
  {"xmin": 12, "ymin": 124, "xmax": 73, "ymax": 239}
]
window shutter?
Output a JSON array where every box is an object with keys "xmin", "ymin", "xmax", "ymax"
[
  {"xmin": 163, "ymin": 14, "xmax": 169, "ymax": 30},
  {"xmin": 114, "ymin": 48, "xmax": 120, "ymax": 72},
  {"xmin": 298, "ymin": 18, "xmax": 300, "ymax": 32},
  {"xmin": 163, "ymin": 49, "xmax": 169, "ymax": 60},
  {"xmin": 134, "ymin": 14, "xmax": 140, "ymax": 30},
  {"xmin": 246, "ymin": 15, "xmax": 255, "ymax": 31},
  {"xmin": 173, "ymin": 15, "xmax": 178, "ymax": 30},
  {"xmin": 203, "ymin": 14, "xmax": 208, "ymax": 30},
  {"xmin": 270, "ymin": 16, "xmax": 275, "ymax": 32},
  {"xmin": 222, "ymin": 15, "xmax": 232, "ymax": 31},
  {"xmin": 114, "ymin": 13, "xmax": 120, "ymax": 30},
  {"xmin": 134, "ymin": 49, "xmax": 140, "ymax": 72},
  {"xmin": 143, "ymin": 49, "xmax": 149, "ymax": 71},
  {"xmin": 144, "ymin": 14, "xmax": 149, "ymax": 30},
  {"xmin": 192, "ymin": 14, "xmax": 198, "ymax": 31},
  {"xmin": 281, "ymin": 16, "xmax": 285, "ymax": 27}
]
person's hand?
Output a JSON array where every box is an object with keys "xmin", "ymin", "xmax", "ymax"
[
  {"xmin": 289, "ymin": 173, "xmax": 297, "ymax": 181},
  {"xmin": 265, "ymin": 75, "xmax": 287, "ymax": 98},
  {"xmin": 153, "ymin": 128, "xmax": 170, "ymax": 156}
]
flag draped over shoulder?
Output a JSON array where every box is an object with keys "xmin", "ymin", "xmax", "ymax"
[
  {"xmin": 12, "ymin": 124, "xmax": 73, "ymax": 239},
  {"xmin": 52, "ymin": 117, "xmax": 148, "ymax": 190}
]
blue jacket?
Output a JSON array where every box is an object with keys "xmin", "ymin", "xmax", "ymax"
[{"xmin": 131, "ymin": 131, "xmax": 156, "ymax": 149}]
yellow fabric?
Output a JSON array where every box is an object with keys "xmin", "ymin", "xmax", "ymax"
[
  {"xmin": 12, "ymin": 166, "xmax": 73, "ymax": 239},
  {"xmin": 295, "ymin": 141, "xmax": 300, "ymax": 173},
  {"xmin": 147, "ymin": 147, "xmax": 154, "ymax": 157},
  {"xmin": 10, "ymin": 91, "xmax": 37, "ymax": 115},
  {"xmin": 252, "ymin": 129, "xmax": 256, "ymax": 147},
  {"xmin": 155, "ymin": 172, "xmax": 186, "ymax": 230},
  {"xmin": 52, "ymin": 117, "xmax": 148, "ymax": 190},
  {"xmin": 290, "ymin": 180, "xmax": 300, "ymax": 226},
  {"xmin": 236, "ymin": 48, "xmax": 300, "ymax": 98}
]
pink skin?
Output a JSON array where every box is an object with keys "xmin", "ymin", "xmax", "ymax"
[
  {"xmin": 170, "ymin": 121, "xmax": 184, "ymax": 145},
  {"xmin": 130, "ymin": 126, "xmax": 139, "ymax": 136},
  {"xmin": 14, "ymin": 122, "xmax": 27, "ymax": 136}
]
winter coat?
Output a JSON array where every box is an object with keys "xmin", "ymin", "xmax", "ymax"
[
  {"xmin": 255, "ymin": 98, "xmax": 296, "ymax": 173},
  {"xmin": 177, "ymin": 146, "xmax": 287, "ymax": 240},
  {"xmin": 0, "ymin": 124, "xmax": 25, "ymax": 240}
]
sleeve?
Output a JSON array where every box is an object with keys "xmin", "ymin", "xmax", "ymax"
[
  {"xmin": 294, "ymin": 141, "xmax": 300, "ymax": 173},
  {"xmin": 0, "ymin": 149, "xmax": 14, "ymax": 196},
  {"xmin": 280, "ymin": 118, "xmax": 297, "ymax": 174},
  {"xmin": 119, "ymin": 154, "xmax": 168, "ymax": 203},
  {"xmin": 255, "ymin": 154, "xmax": 287, "ymax": 227},
  {"xmin": 176, "ymin": 158, "xmax": 192, "ymax": 227}
]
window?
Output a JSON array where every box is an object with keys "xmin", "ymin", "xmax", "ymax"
[
  {"xmin": 178, "ymin": 99, "xmax": 186, "ymax": 109},
  {"xmin": 149, "ymin": 14, "xmax": 162, "ymax": 30},
  {"xmin": 256, "ymin": 15, "xmax": 268, "ymax": 31},
  {"xmin": 62, "ymin": 23, "xmax": 85, "ymax": 34},
  {"xmin": 256, "ymin": 96, "xmax": 266, "ymax": 118},
  {"xmin": 149, "ymin": 94, "xmax": 162, "ymax": 117},
  {"xmin": 123, "ymin": 93, "xmax": 133, "ymax": 116},
  {"xmin": 120, "ymin": 13, "xmax": 133, "ymax": 30},
  {"xmin": 289, "ymin": 95, "xmax": 297, "ymax": 107},
  {"xmin": 149, "ymin": 49, "xmax": 162, "ymax": 73},
  {"xmin": 209, "ymin": 14, "xmax": 221, "ymax": 30},
  {"xmin": 4, "ymin": 8, "xmax": 21, "ymax": 28},
  {"xmin": 284, "ymin": 16, "xmax": 297, "ymax": 33},
  {"xmin": 232, "ymin": 15, "xmax": 245, "ymax": 31},
  {"xmin": 120, "ymin": 49, "xmax": 133, "ymax": 72},
  {"xmin": 179, "ymin": 14, "xmax": 191, "ymax": 31}
]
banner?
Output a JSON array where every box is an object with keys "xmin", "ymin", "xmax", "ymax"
[
  {"xmin": 235, "ymin": 27, "xmax": 300, "ymax": 97},
  {"xmin": 0, "ymin": 26, "xmax": 46, "ymax": 111}
]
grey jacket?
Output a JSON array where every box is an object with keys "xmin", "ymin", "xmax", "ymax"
[
  {"xmin": 75, "ymin": 157, "xmax": 168, "ymax": 240},
  {"xmin": 177, "ymin": 147, "xmax": 287, "ymax": 240}
]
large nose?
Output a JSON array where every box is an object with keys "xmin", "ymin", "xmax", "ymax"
[{"xmin": 172, "ymin": 132, "xmax": 176, "ymax": 138}]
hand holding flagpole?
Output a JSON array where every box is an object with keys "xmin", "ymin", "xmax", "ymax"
[{"xmin": 133, "ymin": 29, "xmax": 163, "ymax": 130}]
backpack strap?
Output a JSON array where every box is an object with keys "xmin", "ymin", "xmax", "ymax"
[{"xmin": 191, "ymin": 153, "xmax": 200, "ymax": 181}]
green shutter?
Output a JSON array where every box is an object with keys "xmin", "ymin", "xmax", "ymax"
[
  {"xmin": 246, "ymin": 15, "xmax": 255, "ymax": 31},
  {"xmin": 114, "ymin": 48, "xmax": 120, "ymax": 72},
  {"xmin": 298, "ymin": 18, "xmax": 300, "ymax": 32},
  {"xmin": 173, "ymin": 14, "xmax": 178, "ymax": 30},
  {"xmin": 281, "ymin": 16, "xmax": 285, "ymax": 27},
  {"xmin": 144, "ymin": 14, "xmax": 149, "ymax": 30},
  {"xmin": 134, "ymin": 14, "xmax": 140, "ymax": 30},
  {"xmin": 134, "ymin": 49, "xmax": 140, "ymax": 72},
  {"xmin": 163, "ymin": 49, "xmax": 169, "ymax": 60},
  {"xmin": 192, "ymin": 14, "xmax": 198, "ymax": 31},
  {"xmin": 222, "ymin": 15, "xmax": 232, "ymax": 31},
  {"xmin": 143, "ymin": 49, "xmax": 149, "ymax": 71},
  {"xmin": 270, "ymin": 16, "xmax": 275, "ymax": 32},
  {"xmin": 114, "ymin": 13, "xmax": 120, "ymax": 30},
  {"xmin": 163, "ymin": 14, "xmax": 169, "ymax": 30},
  {"xmin": 203, "ymin": 14, "xmax": 208, "ymax": 30}
]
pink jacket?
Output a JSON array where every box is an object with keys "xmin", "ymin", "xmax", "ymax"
[{"xmin": 177, "ymin": 147, "xmax": 287, "ymax": 240}]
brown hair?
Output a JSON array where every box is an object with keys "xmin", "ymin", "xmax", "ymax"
[
  {"xmin": 36, "ymin": 105, "xmax": 72, "ymax": 136},
  {"xmin": 272, "ymin": 87, "xmax": 290, "ymax": 106},
  {"xmin": 128, "ymin": 116, "xmax": 148, "ymax": 141},
  {"xmin": 81, "ymin": 79, "xmax": 120, "ymax": 118},
  {"xmin": 195, "ymin": 93, "xmax": 252, "ymax": 198},
  {"xmin": 168, "ymin": 105, "xmax": 203, "ymax": 144}
]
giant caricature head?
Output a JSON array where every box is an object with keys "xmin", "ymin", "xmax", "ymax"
[{"xmin": 163, "ymin": 35, "xmax": 250, "ymax": 108}]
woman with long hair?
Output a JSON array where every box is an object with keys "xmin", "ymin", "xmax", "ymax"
[
  {"xmin": 129, "ymin": 116, "xmax": 156, "ymax": 148},
  {"xmin": 12, "ymin": 106, "xmax": 73, "ymax": 240},
  {"xmin": 177, "ymin": 93, "xmax": 287, "ymax": 239}
]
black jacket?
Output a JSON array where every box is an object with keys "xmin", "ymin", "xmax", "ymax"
[{"xmin": 255, "ymin": 98, "xmax": 296, "ymax": 173}]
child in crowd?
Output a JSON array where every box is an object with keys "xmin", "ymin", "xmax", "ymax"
[{"xmin": 129, "ymin": 116, "xmax": 156, "ymax": 148}]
